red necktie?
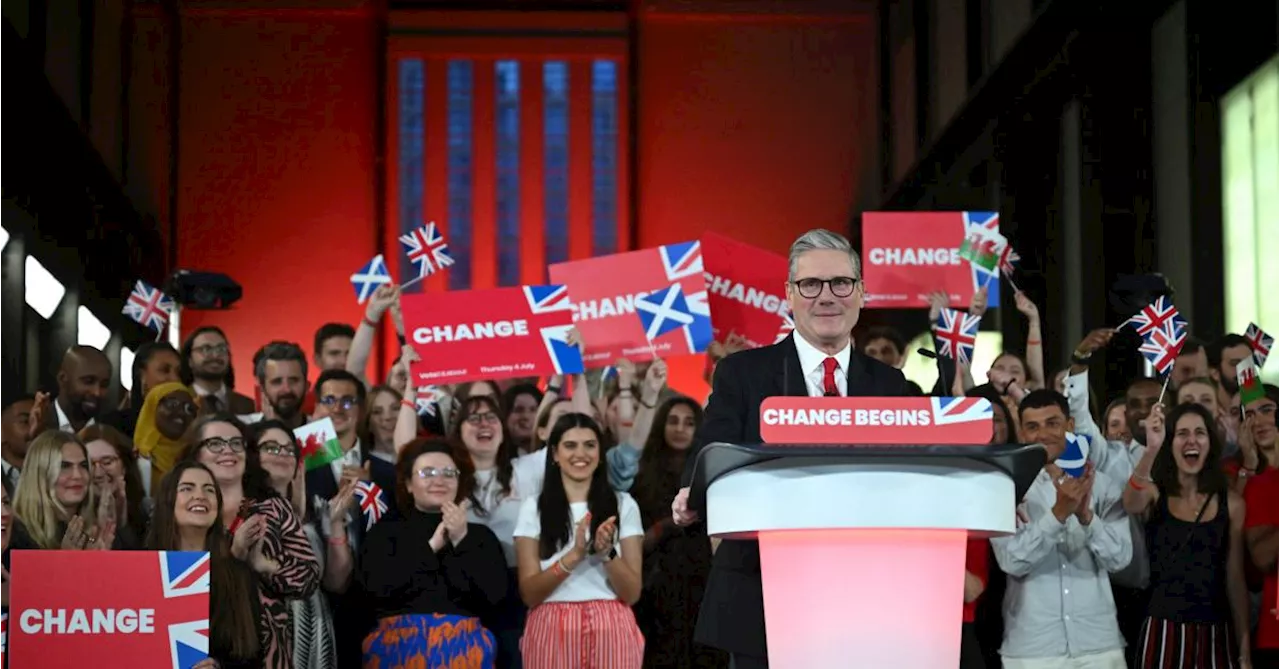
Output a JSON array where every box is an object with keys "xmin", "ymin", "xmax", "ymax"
[{"xmin": 821, "ymin": 357, "xmax": 840, "ymax": 396}]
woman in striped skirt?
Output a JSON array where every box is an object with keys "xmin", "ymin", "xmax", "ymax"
[
  {"xmin": 515, "ymin": 413, "xmax": 645, "ymax": 669},
  {"xmin": 1122, "ymin": 403, "xmax": 1253, "ymax": 668}
]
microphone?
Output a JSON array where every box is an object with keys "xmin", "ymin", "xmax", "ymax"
[{"xmin": 918, "ymin": 347, "xmax": 949, "ymax": 396}]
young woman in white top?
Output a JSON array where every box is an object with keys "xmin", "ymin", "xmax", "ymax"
[{"xmin": 514, "ymin": 412, "xmax": 644, "ymax": 669}]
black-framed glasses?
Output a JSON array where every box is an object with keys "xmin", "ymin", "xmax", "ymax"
[
  {"xmin": 193, "ymin": 343, "xmax": 229, "ymax": 357},
  {"xmin": 160, "ymin": 396, "xmax": 198, "ymax": 416},
  {"xmin": 414, "ymin": 466, "xmax": 460, "ymax": 480},
  {"xmin": 200, "ymin": 437, "xmax": 246, "ymax": 454},
  {"xmin": 92, "ymin": 455, "xmax": 121, "ymax": 470},
  {"xmin": 465, "ymin": 412, "xmax": 501, "ymax": 426},
  {"xmin": 258, "ymin": 441, "xmax": 297, "ymax": 457},
  {"xmin": 319, "ymin": 396, "xmax": 358, "ymax": 411},
  {"xmin": 791, "ymin": 277, "xmax": 859, "ymax": 299}
]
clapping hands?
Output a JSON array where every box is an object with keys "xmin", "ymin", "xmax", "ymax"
[{"xmin": 429, "ymin": 500, "xmax": 472, "ymax": 552}]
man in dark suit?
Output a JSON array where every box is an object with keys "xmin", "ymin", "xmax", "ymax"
[
  {"xmin": 304, "ymin": 368, "xmax": 398, "ymax": 668},
  {"xmin": 179, "ymin": 326, "xmax": 258, "ymax": 415},
  {"xmin": 674, "ymin": 228, "xmax": 909, "ymax": 668}
]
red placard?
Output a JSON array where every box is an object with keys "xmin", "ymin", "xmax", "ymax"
[
  {"xmin": 860, "ymin": 212, "xmax": 1002, "ymax": 309},
  {"xmin": 548, "ymin": 242, "xmax": 711, "ymax": 367},
  {"xmin": 9, "ymin": 550, "xmax": 210, "ymax": 668},
  {"xmin": 759, "ymin": 396, "xmax": 994, "ymax": 445},
  {"xmin": 700, "ymin": 231, "xmax": 791, "ymax": 349},
  {"xmin": 400, "ymin": 285, "xmax": 583, "ymax": 385}
]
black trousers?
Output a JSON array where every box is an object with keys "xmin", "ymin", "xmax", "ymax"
[{"xmin": 729, "ymin": 654, "xmax": 769, "ymax": 669}]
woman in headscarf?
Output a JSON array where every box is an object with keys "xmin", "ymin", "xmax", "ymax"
[{"xmin": 134, "ymin": 381, "xmax": 199, "ymax": 496}]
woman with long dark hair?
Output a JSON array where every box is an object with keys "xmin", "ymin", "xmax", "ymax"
[
  {"xmin": 358, "ymin": 438, "xmax": 507, "ymax": 667},
  {"xmin": 79, "ymin": 424, "xmax": 149, "ymax": 546},
  {"xmin": 515, "ymin": 413, "xmax": 644, "ymax": 668},
  {"xmin": 148, "ymin": 461, "xmax": 262, "ymax": 668},
  {"xmin": 180, "ymin": 413, "xmax": 320, "ymax": 669},
  {"xmin": 1123, "ymin": 403, "xmax": 1252, "ymax": 668},
  {"xmin": 627, "ymin": 397, "xmax": 724, "ymax": 669}
]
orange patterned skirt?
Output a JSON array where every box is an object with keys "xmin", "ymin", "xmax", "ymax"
[{"xmin": 362, "ymin": 614, "xmax": 496, "ymax": 669}]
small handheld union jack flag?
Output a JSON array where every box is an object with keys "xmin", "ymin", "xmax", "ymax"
[
  {"xmin": 933, "ymin": 308, "xmax": 981, "ymax": 365},
  {"xmin": 354, "ymin": 480, "xmax": 388, "ymax": 530},
  {"xmin": 775, "ymin": 311, "xmax": 795, "ymax": 344},
  {"xmin": 1122, "ymin": 295, "xmax": 1184, "ymax": 337},
  {"xmin": 1138, "ymin": 320, "xmax": 1187, "ymax": 377},
  {"xmin": 400, "ymin": 222, "xmax": 454, "ymax": 280},
  {"xmin": 1245, "ymin": 322, "xmax": 1273, "ymax": 369},
  {"xmin": 122, "ymin": 280, "xmax": 174, "ymax": 332}
]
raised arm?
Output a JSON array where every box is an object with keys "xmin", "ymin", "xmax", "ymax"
[
  {"xmin": 1123, "ymin": 405, "xmax": 1165, "ymax": 516},
  {"xmin": 394, "ymin": 347, "xmax": 422, "ymax": 450},
  {"xmin": 1014, "ymin": 291, "xmax": 1045, "ymax": 390},
  {"xmin": 347, "ymin": 285, "xmax": 401, "ymax": 387}
]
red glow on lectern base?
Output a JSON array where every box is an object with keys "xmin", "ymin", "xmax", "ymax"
[{"xmin": 757, "ymin": 528, "xmax": 967, "ymax": 669}]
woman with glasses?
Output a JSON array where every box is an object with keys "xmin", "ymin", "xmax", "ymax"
[
  {"xmin": 181, "ymin": 413, "xmax": 320, "ymax": 669},
  {"xmin": 254, "ymin": 419, "xmax": 356, "ymax": 669},
  {"xmin": 148, "ymin": 461, "xmax": 263, "ymax": 669},
  {"xmin": 515, "ymin": 413, "xmax": 645, "ymax": 669},
  {"xmin": 135, "ymin": 381, "xmax": 199, "ymax": 496},
  {"xmin": 79, "ymin": 424, "xmax": 149, "ymax": 548},
  {"xmin": 359, "ymin": 438, "xmax": 507, "ymax": 668}
]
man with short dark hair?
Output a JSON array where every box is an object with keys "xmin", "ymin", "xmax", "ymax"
[
  {"xmin": 1, "ymin": 394, "xmax": 35, "ymax": 488},
  {"xmin": 991, "ymin": 390, "xmax": 1130, "ymax": 668},
  {"xmin": 314, "ymin": 323, "xmax": 355, "ymax": 373},
  {"xmin": 305, "ymin": 367, "xmax": 395, "ymax": 669},
  {"xmin": 55, "ymin": 345, "xmax": 112, "ymax": 432},
  {"xmin": 1209, "ymin": 333, "xmax": 1254, "ymax": 410},
  {"xmin": 253, "ymin": 341, "xmax": 311, "ymax": 430},
  {"xmin": 1171, "ymin": 336, "xmax": 1210, "ymax": 389}
]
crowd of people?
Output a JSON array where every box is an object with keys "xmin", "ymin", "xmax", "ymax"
[{"xmin": 0, "ymin": 228, "xmax": 1275, "ymax": 669}]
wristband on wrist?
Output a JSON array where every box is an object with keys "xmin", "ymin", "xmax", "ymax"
[
  {"xmin": 1070, "ymin": 351, "xmax": 1092, "ymax": 365},
  {"xmin": 546, "ymin": 385, "xmax": 562, "ymax": 395},
  {"xmin": 363, "ymin": 315, "xmax": 378, "ymax": 328},
  {"xmin": 639, "ymin": 397, "xmax": 657, "ymax": 409},
  {"xmin": 1026, "ymin": 339, "xmax": 1041, "ymax": 345},
  {"xmin": 328, "ymin": 536, "xmax": 348, "ymax": 546},
  {"xmin": 401, "ymin": 399, "xmax": 417, "ymax": 410}
]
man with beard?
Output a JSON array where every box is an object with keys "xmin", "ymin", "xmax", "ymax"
[
  {"xmin": 252, "ymin": 341, "xmax": 311, "ymax": 430},
  {"xmin": 179, "ymin": 326, "xmax": 256, "ymax": 414},
  {"xmin": 1209, "ymin": 333, "xmax": 1254, "ymax": 411},
  {"xmin": 54, "ymin": 345, "xmax": 112, "ymax": 433},
  {"xmin": 1, "ymin": 395, "xmax": 34, "ymax": 488}
]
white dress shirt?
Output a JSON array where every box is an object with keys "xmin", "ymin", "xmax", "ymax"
[
  {"xmin": 991, "ymin": 469, "xmax": 1132, "ymax": 660},
  {"xmin": 793, "ymin": 334, "xmax": 851, "ymax": 397},
  {"xmin": 54, "ymin": 400, "xmax": 94, "ymax": 433}
]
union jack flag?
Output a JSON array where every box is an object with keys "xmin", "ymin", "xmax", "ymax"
[
  {"xmin": 933, "ymin": 308, "xmax": 981, "ymax": 365},
  {"xmin": 158, "ymin": 551, "xmax": 211, "ymax": 668},
  {"xmin": 1138, "ymin": 321, "xmax": 1187, "ymax": 376},
  {"xmin": 1123, "ymin": 296, "xmax": 1184, "ymax": 337},
  {"xmin": 774, "ymin": 310, "xmax": 795, "ymax": 344},
  {"xmin": 524, "ymin": 285, "xmax": 584, "ymax": 374},
  {"xmin": 998, "ymin": 245, "xmax": 1020, "ymax": 278},
  {"xmin": 400, "ymin": 222, "xmax": 454, "ymax": 279},
  {"xmin": 354, "ymin": 480, "xmax": 388, "ymax": 530},
  {"xmin": 415, "ymin": 385, "xmax": 450, "ymax": 418},
  {"xmin": 122, "ymin": 280, "xmax": 174, "ymax": 331},
  {"xmin": 930, "ymin": 396, "xmax": 993, "ymax": 426},
  {"xmin": 1245, "ymin": 322, "xmax": 1273, "ymax": 369}
]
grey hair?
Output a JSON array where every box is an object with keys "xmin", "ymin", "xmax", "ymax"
[
  {"xmin": 252, "ymin": 340, "xmax": 309, "ymax": 385},
  {"xmin": 787, "ymin": 228, "xmax": 861, "ymax": 281}
]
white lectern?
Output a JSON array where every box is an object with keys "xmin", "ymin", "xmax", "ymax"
[{"xmin": 690, "ymin": 441, "xmax": 1044, "ymax": 669}]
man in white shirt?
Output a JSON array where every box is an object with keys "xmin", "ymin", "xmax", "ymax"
[
  {"xmin": 993, "ymin": 389, "xmax": 1132, "ymax": 669},
  {"xmin": 54, "ymin": 346, "xmax": 111, "ymax": 433}
]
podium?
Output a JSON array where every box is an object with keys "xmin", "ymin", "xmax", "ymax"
[{"xmin": 688, "ymin": 439, "xmax": 1044, "ymax": 669}]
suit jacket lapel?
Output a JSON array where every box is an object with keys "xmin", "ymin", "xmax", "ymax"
[
  {"xmin": 772, "ymin": 334, "xmax": 810, "ymax": 397},
  {"xmin": 845, "ymin": 349, "xmax": 875, "ymax": 397}
]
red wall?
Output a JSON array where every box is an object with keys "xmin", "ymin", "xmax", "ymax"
[
  {"xmin": 152, "ymin": 1, "xmax": 874, "ymax": 400},
  {"xmin": 172, "ymin": 4, "xmax": 379, "ymax": 394},
  {"xmin": 636, "ymin": 6, "xmax": 876, "ymax": 396}
]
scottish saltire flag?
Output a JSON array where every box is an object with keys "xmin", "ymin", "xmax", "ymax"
[
  {"xmin": 354, "ymin": 480, "xmax": 388, "ymax": 530},
  {"xmin": 524, "ymin": 285, "xmax": 584, "ymax": 375},
  {"xmin": 400, "ymin": 222, "xmax": 454, "ymax": 279},
  {"xmin": 158, "ymin": 551, "xmax": 211, "ymax": 668},
  {"xmin": 933, "ymin": 308, "xmax": 981, "ymax": 365},
  {"xmin": 634, "ymin": 242, "xmax": 714, "ymax": 353},
  {"xmin": 1122, "ymin": 296, "xmax": 1184, "ymax": 337},
  {"xmin": 1138, "ymin": 320, "xmax": 1188, "ymax": 376},
  {"xmin": 930, "ymin": 396, "xmax": 993, "ymax": 426},
  {"xmin": 1245, "ymin": 322, "xmax": 1274, "ymax": 369},
  {"xmin": 351, "ymin": 254, "xmax": 391, "ymax": 304},
  {"xmin": 1056, "ymin": 432, "xmax": 1090, "ymax": 478},
  {"xmin": 123, "ymin": 280, "xmax": 175, "ymax": 331}
]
